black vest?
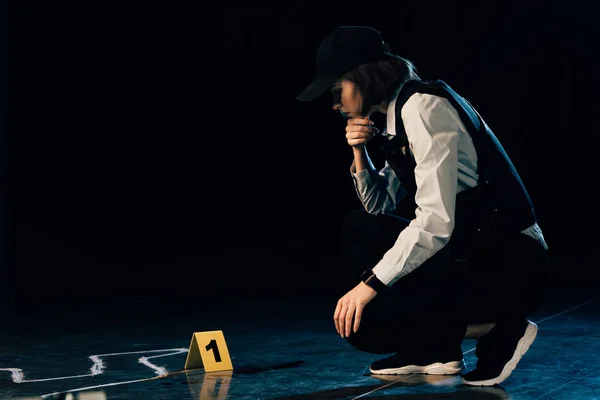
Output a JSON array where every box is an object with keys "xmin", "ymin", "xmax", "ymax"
[{"xmin": 381, "ymin": 79, "xmax": 537, "ymax": 258}]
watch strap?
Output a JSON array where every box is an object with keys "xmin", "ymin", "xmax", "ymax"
[{"xmin": 360, "ymin": 269, "xmax": 388, "ymax": 293}]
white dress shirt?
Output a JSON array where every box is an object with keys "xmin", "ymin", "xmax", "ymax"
[{"xmin": 351, "ymin": 91, "xmax": 548, "ymax": 287}]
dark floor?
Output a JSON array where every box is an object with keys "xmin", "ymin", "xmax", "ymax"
[{"xmin": 1, "ymin": 277, "xmax": 599, "ymax": 400}]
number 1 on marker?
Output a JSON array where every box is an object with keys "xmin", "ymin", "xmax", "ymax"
[
  {"xmin": 205, "ymin": 339, "xmax": 222, "ymax": 363},
  {"xmin": 184, "ymin": 330, "xmax": 233, "ymax": 372}
]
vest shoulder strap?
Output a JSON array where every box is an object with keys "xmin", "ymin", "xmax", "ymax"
[
  {"xmin": 394, "ymin": 79, "xmax": 482, "ymax": 136},
  {"xmin": 393, "ymin": 79, "xmax": 491, "ymax": 182}
]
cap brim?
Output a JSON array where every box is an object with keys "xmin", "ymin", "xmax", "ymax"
[{"xmin": 296, "ymin": 75, "xmax": 338, "ymax": 102}]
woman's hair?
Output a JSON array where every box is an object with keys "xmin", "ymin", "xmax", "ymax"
[{"xmin": 335, "ymin": 54, "xmax": 420, "ymax": 114}]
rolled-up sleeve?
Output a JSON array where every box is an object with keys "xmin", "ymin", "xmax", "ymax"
[{"xmin": 351, "ymin": 162, "xmax": 405, "ymax": 215}]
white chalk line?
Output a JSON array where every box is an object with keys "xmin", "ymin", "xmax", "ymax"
[
  {"xmin": 350, "ymin": 380, "xmax": 405, "ymax": 399},
  {"xmin": 94, "ymin": 348, "xmax": 189, "ymax": 357},
  {"xmin": 0, "ymin": 348, "xmax": 189, "ymax": 384},
  {"xmin": 40, "ymin": 377, "xmax": 161, "ymax": 399},
  {"xmin": 39, "ymin": 355, "xmax": 238, "ymax": 399},
  {"xmin": 0, "ymin": 367, "xmax": 95, "ymax": 384},
  {"xmin": 0, "ymin": 368, "xmax": 24, "ymax": 383},
  {"xmin": 139, "ymin": 349, "xmax": 189, "ymax": 377}
]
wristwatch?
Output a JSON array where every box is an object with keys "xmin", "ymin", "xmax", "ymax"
[{"xmin": 360, "ymin": 269, "xmax": 388, "ymax": 293}]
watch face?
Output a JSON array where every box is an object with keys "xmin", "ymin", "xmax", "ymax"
[{"xmin": 361, "ymin": 270, "xmax": 374, "ymax": 282}]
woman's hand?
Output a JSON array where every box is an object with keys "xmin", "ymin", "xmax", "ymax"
[
  {"xmin": 346, "ymin": 117, "xmax": 379, "ymax": 149},
  {"xmin": 333, "ymin": 282, "xmax": 377, "ymax": 338}
]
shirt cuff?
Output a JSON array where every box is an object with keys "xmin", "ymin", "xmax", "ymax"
[{"xmin": 372, "ymin": 262, "xmax": 397, "ymax": 287}]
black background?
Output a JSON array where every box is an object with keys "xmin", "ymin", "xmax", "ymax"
[{"xmin": 3, "ymin": 1, "xmax": 599, "ymax": 312}]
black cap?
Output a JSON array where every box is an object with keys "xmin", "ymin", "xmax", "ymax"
[{"xmin": 297, "ymin": 26, "xmax": 389, "ymax": 102}]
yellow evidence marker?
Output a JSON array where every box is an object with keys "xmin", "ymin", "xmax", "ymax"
[{"xmin": 184, "ymin": 330, "xmax": 233, "ymax": 372}]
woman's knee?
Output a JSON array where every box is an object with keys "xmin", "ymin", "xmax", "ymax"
[{"xmin": 344, "ymin": 326, "xmax": 391, "ymax": 354}]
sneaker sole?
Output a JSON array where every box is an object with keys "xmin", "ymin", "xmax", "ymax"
[
  {"xmin": 461, "ymin": 321, "xmax": 538, "ymax": 386},
  {"xmin": 370, "ymin": 359, "xmax": 465, "ymax": 375}
]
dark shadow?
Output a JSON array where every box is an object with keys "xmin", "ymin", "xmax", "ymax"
[
  {"xmin": 233, "ymin": 360, "xmax": 305, "ymax": 374},
  {"xmin": 266, "ymin": 374, "xmax": 512, "ymax": 399},
  {"xmin": 364, "ymin": 386, "xmax": 512, "ymax": 399}
]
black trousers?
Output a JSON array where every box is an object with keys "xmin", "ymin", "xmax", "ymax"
[{"xmin": 340, "ymin": 209, "xmax": 550, "ymax": 356}]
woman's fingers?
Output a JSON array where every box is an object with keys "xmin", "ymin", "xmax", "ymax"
[
  {"xmin": 353, "ymin": 304, "xmax": 364, "ymax": 333},
  {"xmin": 345, "ymin": 305, "xmax": 354, "ymax": 337},
  {"xmin": 346, "ymin": 118, "xmax": 379, "ymax": 140}
]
